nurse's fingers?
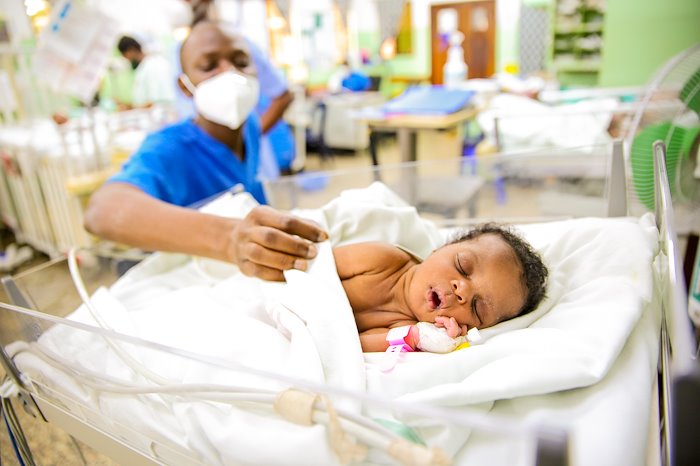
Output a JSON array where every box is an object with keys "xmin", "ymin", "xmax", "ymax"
[
  {"xmin": 247, "ymin": 226, "xmax": 319, "ymax": 261},
  {"xmin": 238, "ymin": 260, "xmax": 285, "ymax": 282},
  {"xmin": 240, "ymin": 236, "xmax": 312, "ymax": 272},
  {"xmin": 247, "ymin": 206, "xmax": 328, "ymax": 243}
]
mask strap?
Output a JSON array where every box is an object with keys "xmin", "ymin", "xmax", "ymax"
[{"xmin": 180, "ymin": 74, "xmax": 197, "ymax": 95}]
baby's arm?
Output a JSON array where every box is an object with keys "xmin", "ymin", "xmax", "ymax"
[
  {"xmin": 362, "ymin": 321, "xmax": 477, "ymax": 353},
  {"xmin": 359, "ymin": 327, "xmax": 419, "ymax": 352}
]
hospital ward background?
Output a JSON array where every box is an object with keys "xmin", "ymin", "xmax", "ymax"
[{"xmin": 0, "ymin": 0, "xmax": 699, "ymax": 465}]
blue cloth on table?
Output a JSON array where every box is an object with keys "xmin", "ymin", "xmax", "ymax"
[
  {"xmin": 342, "ymin": 72, "xmax": 372, "ymax": 92},
  {"xmin": 382, "ymin": 86, "xmax": 475, "ymax": 115}
]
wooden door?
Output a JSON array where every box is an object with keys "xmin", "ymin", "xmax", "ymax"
[{"xmin": 431, "ymin": 1, "xmax": 496, "ymax": 83}]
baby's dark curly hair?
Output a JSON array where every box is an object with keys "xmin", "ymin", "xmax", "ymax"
[{"xmin": 447, "ymin": 223, "xmax": 548, "ymax": 317}]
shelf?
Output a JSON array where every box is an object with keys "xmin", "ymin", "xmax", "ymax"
[
  {"xmin": 550, "ymin": 0, "xmax": 606, "ymax": 85},
  {"xmin": 554, "ymin": 23, "xmax": 604, "ymax": 35},
  {"xmin": 553, "ymin": 60, "xmax": 601, "ymax": 73}
]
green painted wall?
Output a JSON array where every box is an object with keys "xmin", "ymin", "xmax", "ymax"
[
  {"xmin": 384, "ymin": 27, "xmax": 430, "ymax": 76},
  {"xmin": 599, "ymin": 0, "xmax": 700, "ymax": 87}
]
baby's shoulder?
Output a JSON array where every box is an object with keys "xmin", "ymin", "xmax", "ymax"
[
  {"xmin": 333, "ymin": 242, "xmax": 417, "ymax": 278},
  {"xmin": 336, "ymin": 242, "xmax": 415, "ymax": 261}
]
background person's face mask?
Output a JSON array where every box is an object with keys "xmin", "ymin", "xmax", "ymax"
[{"xmin": 181, "ymin": 70, "xmax": 260, "ymax": 130}]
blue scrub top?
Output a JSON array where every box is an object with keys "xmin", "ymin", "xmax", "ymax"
[{"xmin": 109, "ymin": 117, "xmax": 266, "ymax": 207}]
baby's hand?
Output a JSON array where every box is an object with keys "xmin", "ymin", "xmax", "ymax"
[{"xmin": 434, "ymin": 316, "xmax": 467, "ymax": 339}]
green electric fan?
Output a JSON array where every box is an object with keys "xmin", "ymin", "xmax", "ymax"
[
  {"xmin": 626, "ymin": 43, "xmax": 700, "ymax": 325},
  {"xmin": 627, "ymin": 44, "xmax": 700, "ymax": 212}
]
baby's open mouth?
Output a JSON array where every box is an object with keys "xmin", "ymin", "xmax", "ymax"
[{"xmin": 427, "ymin": 289, "xmax": 442, "ymax": 310}]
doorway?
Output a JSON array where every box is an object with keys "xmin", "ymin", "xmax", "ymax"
[{"xmin": 430, "ymin": 1, "xmax": 496, "ymax": 83}]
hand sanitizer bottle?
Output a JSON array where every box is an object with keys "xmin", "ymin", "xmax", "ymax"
[{"xmin": 443, "ymin": 31, "xmax": 468, "ymax": 89}]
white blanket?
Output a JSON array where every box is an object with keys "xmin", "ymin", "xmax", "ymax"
[{"xmin": 10, "ymin": 182, "xmax": 659, "ymax": 465}]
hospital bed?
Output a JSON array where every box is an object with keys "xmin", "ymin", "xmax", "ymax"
[
  {"xmin": 0, "ymin": 141, "xmax": 697, "ymax": 466},
  {"xmin": 475, "ymin": 90, "xmax": 677, "ymax": 155}
]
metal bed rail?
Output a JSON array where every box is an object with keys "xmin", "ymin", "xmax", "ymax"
[{"xmin": 653, "ymin": 141, "xmax": 700, "ymax": 466}]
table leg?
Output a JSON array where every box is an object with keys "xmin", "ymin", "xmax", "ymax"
[
  {"xmin": 369, "ymin": 130, "xmax": 379, "ymax": 166},
  {"xmin": 398, "ymin": 128, "xmax": 418, "ymax": 163}
]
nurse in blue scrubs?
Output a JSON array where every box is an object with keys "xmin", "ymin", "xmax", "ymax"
[
  {"xmin": 173, "ymin": 35, "xmax": 295, "ymax": 179},
  {"xmin": 84, "ymin": 21, "xmax": 325, "ymax": 282}
]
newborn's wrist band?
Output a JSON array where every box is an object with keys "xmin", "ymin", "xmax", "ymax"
[
  {"xmin": 386, "ymin": 326, "xmax": 415, "ymax": 353},
  {"xmin": 415, "ymin": 323, "xmax": 482, "ymax": 353}
]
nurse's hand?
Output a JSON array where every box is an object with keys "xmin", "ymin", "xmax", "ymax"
[{"xmin": 229, "ymin": 206, "xmax": 328, "ymax": 281}]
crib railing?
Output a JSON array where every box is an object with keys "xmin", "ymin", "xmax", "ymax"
[{"xmin": 653, "ymin": 141, "xmax": 700, "ymax": 466}]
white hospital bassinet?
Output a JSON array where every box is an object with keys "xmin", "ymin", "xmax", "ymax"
[{"xmin": 0, "ymin": 141, "xmax": 696, "ymax": 466}]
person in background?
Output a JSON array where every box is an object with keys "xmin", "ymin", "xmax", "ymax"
[
  {"xmin": 84, "ymin": 21, "xmax": 325, "ymax": 281},
  {"xmin": 177, "ymin": 0, "xmax": 296, "ymax": 177},
  {"xmin": 117, "ymin": 35, "xmax": 176, "ymax": 109},
  {"xmin": 327, "ymin": 61, "xmax": 372, "ymax": 94},
  {"xmin": 247, "ymin": 39, "xmax": 296, "ymax": 176}
]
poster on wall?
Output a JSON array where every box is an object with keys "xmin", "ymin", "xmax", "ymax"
[{"xmin": 32, "ymin": 0, "xmax": 119, "ymax": 103}]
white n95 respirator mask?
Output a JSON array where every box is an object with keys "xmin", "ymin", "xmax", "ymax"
[{"xmin": 181, "ymin": 70, "xmax": 259, "ymax": 129}]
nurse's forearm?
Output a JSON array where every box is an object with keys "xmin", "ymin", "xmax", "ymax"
[
  {"xmin": 259, "ymin": 90, "xmax": 293, "ymax": 133},
  {"xmin": 84, "ymin": 183, "xmax": 327, "ymax": 281},
  {"xmin": 84, "ymin": 183, "xmax": 236, "ymax": 261}
]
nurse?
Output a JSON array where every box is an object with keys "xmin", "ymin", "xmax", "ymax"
[
  {"xmin": 175, "ymin": 0, "xmax": 295, "ymax": 177},
  {"xmin": 173, "ymin": 37, "xmax": 295, "ymax": 179},
  {"xmin": 84, "ymin": 21, "xmax": 326, "ymax": 281}
]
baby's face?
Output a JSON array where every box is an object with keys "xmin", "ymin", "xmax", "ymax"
[{"xmin": 407, "ymin": 234, "xmax": 526, "ymax": 330}]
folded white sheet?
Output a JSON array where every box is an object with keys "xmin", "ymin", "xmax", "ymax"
[{"xmin": 10, "ymin": 182, "xmax": 659, "ymax": 466}]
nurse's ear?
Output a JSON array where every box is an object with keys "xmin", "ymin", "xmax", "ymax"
[{"xmin": 178, "ymin": 74, "xmax": 196, "ymax": 98}]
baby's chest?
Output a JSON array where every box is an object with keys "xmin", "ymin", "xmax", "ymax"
[
  {"xmin": 353, "ymin": 308, "xmax": 410, "ymax": 333},
  {"xmin": 341, "ymin": 275, "xmax": 409, "ymax": 331},
  {"xmin": 341, "ymin": 274, "xmax": 393, "ymax": 312}
]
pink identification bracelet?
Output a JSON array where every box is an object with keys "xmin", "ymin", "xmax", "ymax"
[{"xmin": 385, "ymin": 325, "xmax": 415, "ymax": 353}]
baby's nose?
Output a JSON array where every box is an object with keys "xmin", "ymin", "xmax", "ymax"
[{"xmin": 451, "ymin": 280, "xmax": 467, "ymax": 304}]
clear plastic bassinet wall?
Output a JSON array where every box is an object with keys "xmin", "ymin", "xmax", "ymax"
[
  {"xmin": 263, "ymin": 143, "xmax": 619, "ymax": 223},
  {"xmin": 0, "ymin": 143, "xmax": 643, "ymax": 466}
]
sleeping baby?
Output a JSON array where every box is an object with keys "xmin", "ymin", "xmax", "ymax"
[{"xmin": 333, "ymin": 223, "xmax": 548, "ymax": 353}]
